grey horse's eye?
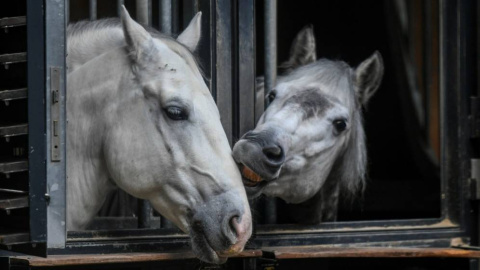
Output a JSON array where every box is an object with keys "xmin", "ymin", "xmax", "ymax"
[
  {"xmin": 267, "ymin": 90, "xmax": 277, "ymax": 103},
  {"xmin": 333, "ymin": 119, "xmax": 347, "ymax": 133},
  {"xmin": 165, "ymin": 106, "xmax": 188, "ymax": 120}
]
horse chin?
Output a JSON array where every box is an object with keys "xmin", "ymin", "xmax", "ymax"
[{"xmin": 190, "ymin": 230, "xmax": 228, "ymax": 264}]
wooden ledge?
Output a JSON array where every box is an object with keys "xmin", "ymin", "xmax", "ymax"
[
  {"xmin": 10, "ymin": 250, "xmax": 262, "ymax": 267},
  {"xmin": 264, "ymin": 246, "xmax": 480, "ymax": 259}
]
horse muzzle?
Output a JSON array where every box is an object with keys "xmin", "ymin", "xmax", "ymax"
[
  {"xmin": 233, "ymin": 130, "xmax": 287, "ymax": 192},
  {"xmin": 189, "ymin": 191, "xmax": 252, "ymax": 264}
]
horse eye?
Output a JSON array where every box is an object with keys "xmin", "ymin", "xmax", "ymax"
[
  {"xmin": 267, "ymin": 90, "xmax": 277, "ymax": 103},
  {"xmin": 333, "ymin": 119, "xmax": 347, "ymax": 132},
  {"xmin": 165, "ymin": 106, "xmax": 188, "ymax": 120}
]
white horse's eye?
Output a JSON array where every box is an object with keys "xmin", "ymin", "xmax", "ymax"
[
  {"xmin": 165, "ymin": 106, "xmax": 188, "ymax": 120},
  {"xmin": 333, "ymin": 119, "xmax": 347, "ymax": 133},
  {"xmin": 267, "ymin": 90, "xmax": 277, "ymax": 104}
]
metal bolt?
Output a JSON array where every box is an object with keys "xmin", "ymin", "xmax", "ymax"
[
  {"xmin": 4, "ymin": 100, "xmax": 9, "ymax": 106},
  {"xmin": 4, "ymin": 64, "xmax": 9, "ymax": 70},
  {"xmin": 5, "ymin": 137, "xmax": 10, "ymax": 143},
  {"xmin": 5, "ymin": 173, "xmax": 10, "ymax": 179}
]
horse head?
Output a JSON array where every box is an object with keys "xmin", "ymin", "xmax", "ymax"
[
  {"xmin": 67, "ymin": 7, "xmax": 251, "ymax": 263},
  {"xmin": 233, "ymin": 26, "xmax": 384, "ymax": 206}
]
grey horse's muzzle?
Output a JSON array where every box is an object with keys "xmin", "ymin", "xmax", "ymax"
[
  {"xmin": 189, "ymin": 190, "xmax": 251, "ymax": 263},
  {"xmin": 232, "ymin": 128, "xmax": 287, "ymax": 192}
]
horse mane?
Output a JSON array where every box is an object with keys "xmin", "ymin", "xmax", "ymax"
[
  {"xmin": 317, "ymin": 60, "xmax": 367, "ymax": 198},
  {"xmin": 67, "ymin": 18, "xmax": 202, "ymax": 75}
]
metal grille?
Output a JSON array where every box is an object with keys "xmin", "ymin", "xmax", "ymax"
[{"xmin": 0, "ymin": 0, "xmax": 30, "ymax": 250}]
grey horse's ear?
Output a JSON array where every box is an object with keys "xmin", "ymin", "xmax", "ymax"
[
  {"xmin": 120, "ymin": 6, "xmax": 156, "ymax": 65},
  {"xmin": 354, "ymin": 51, "xmax": 384, "ymax": 107},
  {"xmin": 279, "ymin": 25, "xmax": 317, "ymax": 72},
  {"xmin": 177, "ymin": 12, "xmax": 202, "ymax": 51}
]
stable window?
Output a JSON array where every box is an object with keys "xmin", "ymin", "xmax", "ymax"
[{"xmin": 0, "ymin": 0, "xmax": 478, "ymax": 265}]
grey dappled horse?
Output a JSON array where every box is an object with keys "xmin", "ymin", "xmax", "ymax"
[
  {"xmin": 233, "ymin": 26, "xmax": 384, "ymax": 224},
  {"xmin": 66, "ymin": 7, "xmax": 251, "ymax": 263}
]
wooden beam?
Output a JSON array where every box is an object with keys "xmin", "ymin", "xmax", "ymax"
[
  {"xmin": 265, "ymin": 246, "xmax": 480, "ymax": 259},
  {"xmin": 10, "ymin": 250, "xmax": 263, "ymax": 267}
]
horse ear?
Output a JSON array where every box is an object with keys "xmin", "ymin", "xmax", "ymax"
[
  {"xmin": 279, "ymin": 25, "xmax": 317, "ymax": 72},
  {"xmin": 177, "ymin": 12, "xmax": 202, "ymax": 51},
  {"xmin": 354, "ymin": 51, "xmax": 384, "ymax": 107},
  {"xmin": 120, "ymin": 6, "xmax": 156, "ymax": 64}
]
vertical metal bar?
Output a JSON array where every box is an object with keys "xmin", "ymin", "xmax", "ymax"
[
  {"xmin": 149, "ymin": 0, "xmax": 153, "ymax": 27},
  {"xmin": 117, "ymin": 0, "xmax": 125, "ymax": 17},
  {"xmin": 216, "ymin": 0, "xmax": 233, "ymax": 145},
  {"xmin": 65, "ymin": 0, "xmax": 70, "ymax": 23},
  {"xmin": 422, "ymin": 0, "xmax": 432, "ymax": 142},
  {"xmin": 183, "ymin": 0, "xmax": 196, "ymax": 30},
  {"xmin": 89, "ymin": 0, "xmax": 97, "ymax": 21},
  {"xmin": 45, "ymin": 0, "xmax": 67, "ymax": 248},
  {"xmin": 264, "ymin": 0, "xmax": 277, "ymax": 107},
  {"xmin": 197, "ymin": 0, "xmax": 215, "ymax": 94},
  {"xmin": 238, "ymin": 0, "xmax": 255, "ymax": 137},
  {"xmin": 263, "ymin": 0, "xmax": 277, "ymax": 224},
  {"xmin": 137, "ymin": 200, "xmax": 153, "ymax": 228},
  {"xmin": 27, "ymin": 0, "xmax": 47, "ymax": 247},
  {"xmin": 136, "ymin": 0, "xmax": 150, "ymax": 25},
  {"xmin": 160, "ymin": 0, "xmax": 172, "ymax": 35},
  {"xmin": 172, "ymin": 0, "xmax": 180, "ymax": 35}
]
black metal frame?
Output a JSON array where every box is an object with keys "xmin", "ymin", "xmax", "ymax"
[{"xmin": 2, "ymin": 1, "xmax": 478, "ymax": 268}]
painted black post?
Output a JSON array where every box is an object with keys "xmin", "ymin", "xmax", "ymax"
[{"xmin": 27, "ymin": 0, "xmax": 47, "ymax": 248}]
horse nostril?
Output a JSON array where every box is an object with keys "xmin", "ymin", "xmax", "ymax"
[
  {"xmin": 229, "ymin": 216, "xmax": 240, "ymax": 237},
  {"xmin": 262, "ymin": 145, "xmax": 284, "ymax": 163}
]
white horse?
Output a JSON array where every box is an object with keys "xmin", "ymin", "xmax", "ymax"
[
  {"xmin": 233, "ymin": 26, "xmax": 384, "ymax": 224},
  {"xmin": 66, "ymin": 7, "xmax": 251, "ymax": 263}
]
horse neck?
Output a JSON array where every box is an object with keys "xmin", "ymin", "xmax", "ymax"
[{"xmin": 66, "ymin": 51, "xmax": 128, "ymax": 230}]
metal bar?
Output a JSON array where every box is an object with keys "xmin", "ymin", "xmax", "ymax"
[
  {"xmin": 136, "ymin": 0, "xmax": 149, "ymax": 25},
  {"xmin": 0, "ymin": 196, "xmax": 28, "ymax": 211},
  {"xmin": 160, "ymin": 0, "xmax": 172, "ymax": 35},
  {"xmin": 0, "ymin": 88, "xmax": 27, "ymax": 101},
  {"xmin": 65, "ymin": 0, "xmax": 70, "ymax": 23},
  {"xmin": 0, "ymin": 124, "xmax": 28, "ymax": 138},
  {"xmin": 0, "ymin": 53, "xmax": 27, "ymax": 65},
  {"xmin": 264, "ymin": 0, "xmax": 277, "ymax": 107},
  {"xmin": 27, "ymin": 0, "xmax": 47, "ymax": 246},
  {"xmin": 45, "ymin": 0, "xmax": 67, "ymax": 248},
  {"xmin": 149, "ymin": 0, "xmax": 153, "ymax": 27},
  {"xmin": 182, "ymin": 0, "xmax": 196, "ymax": 30},
  {"xmin": 137, "ymin": 200, "xmax": 153, "ymax": 228},
  {"xmin": 197, "ymin": 0, "xmax": 215, "ymax": 93},
  {"xmin": 0, "ymin": 161, "xmax": 28, "ymax": 174},
  {"xmin": 89, "ymin": 0, "xmax": 97, "ymax": 21},
  {"xmin": 263, "ymin": 0, "xmax": 277, "ymax": 224},
  {"xmin": 117, "ymin": 0, "xmax": 125, "ymax": 17},
  {"xmin": 158, "ymin": 0, "xmax": 174, "ymax": 228},
  {"xmin": 0, "ymin": 17, "xmax": 26, "ymax": 29},
  {"xmin": 238, "ymin": 0, "xmax": 255, "ymax": 137},
  {"xmin": 422, "ymin": 0, "xmax": 432, "ymax": 141},
  {"xmin": 216, "ymin": 0, "xmax": 233, "ymax": 145}
]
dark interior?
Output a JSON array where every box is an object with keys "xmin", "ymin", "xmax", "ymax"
[{"xmin": 255, "ymin": 0, "xmax": 441, "ymax": 223}]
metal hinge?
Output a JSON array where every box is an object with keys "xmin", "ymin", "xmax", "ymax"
[{"xmin": 50, "ymin": 67, "xmax": 61, "ymax": 162}]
